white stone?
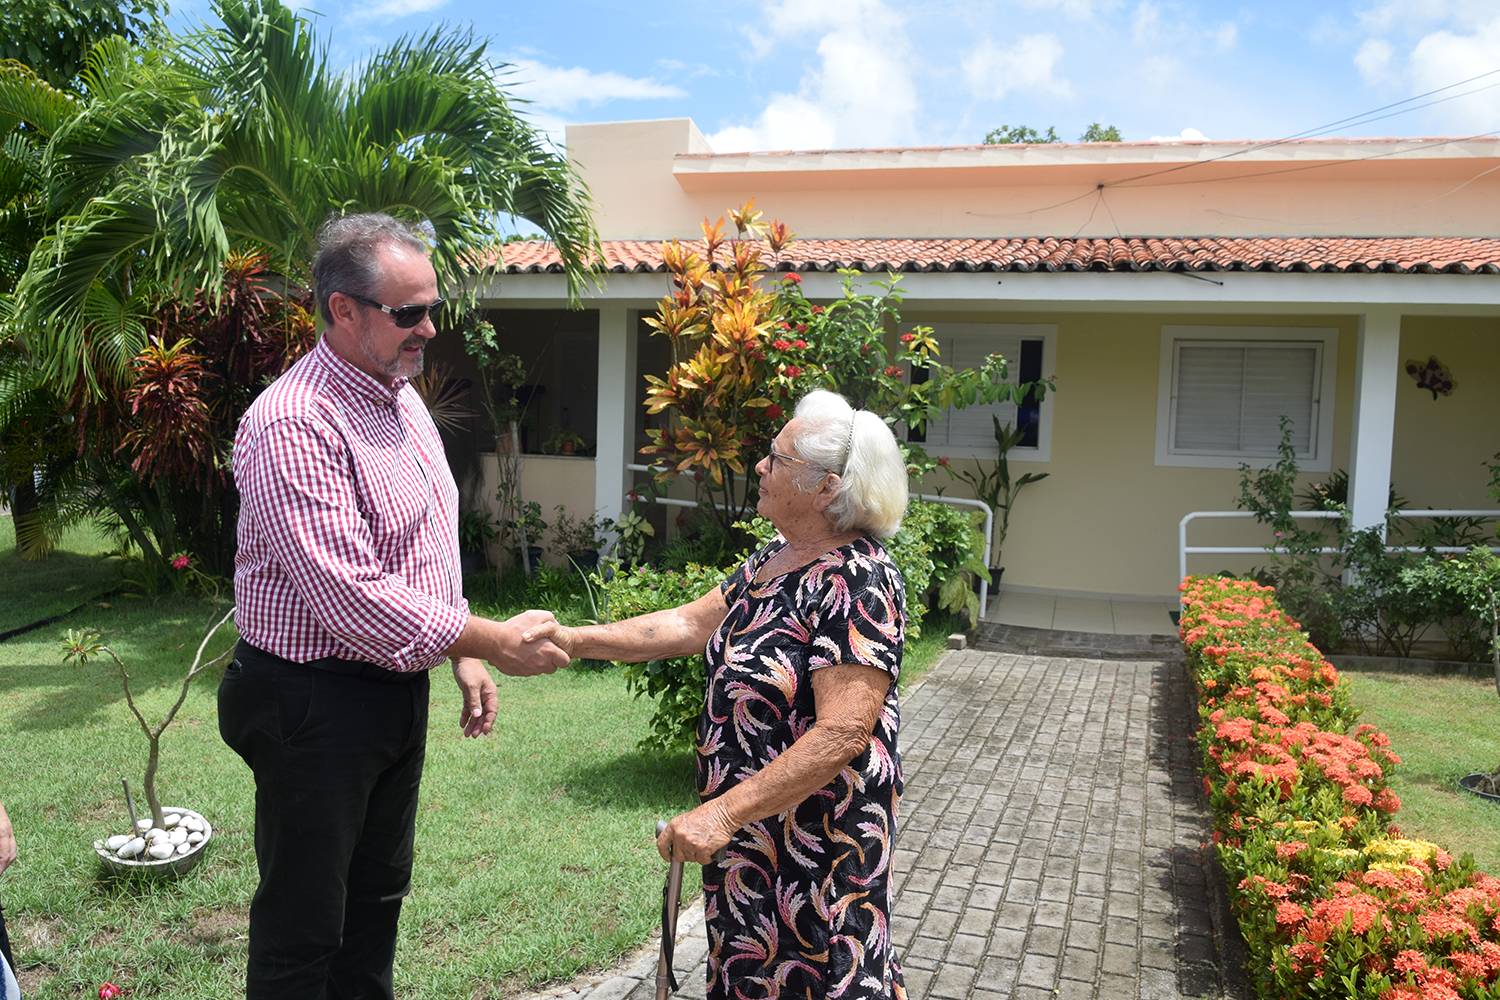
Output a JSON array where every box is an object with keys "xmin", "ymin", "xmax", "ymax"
[
  {"xmin": 136, "ymin": 818, "xmax": 152, "ymax": 832},
  {"xmin": 105, "ymin": 835, "xmax": 131, "ymax": 851},
  {"xmin": 187, "ymin": 831, "xmax": 204, "ymax": 844},
  {"xmin": 176, "ymin": 842, "xmax": 192, "ymax": 855},
  {"xmin": 163, "ymin": 813, "xmax": 181, "ymax": 828},
  {"xmin": 169, "ymin": 828, "xmax": 188, "ymax": 846},
  {"xmin": 117, "ymin": 837, "xmax": 146, "ymax": 859},
  {"xmin": 146, "ymin": 843, "xmax": 175, "ymax": 860}
]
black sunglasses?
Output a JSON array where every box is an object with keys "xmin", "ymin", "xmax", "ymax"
[{"xmin": 348, "ymin": 293, "xmax": 445, "ymax": 329}]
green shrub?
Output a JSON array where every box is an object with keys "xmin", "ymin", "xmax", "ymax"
[
  {"xmin": 601, "ymin": 560, "xmax": 731, "ymax": 754},
  {"xmin": 1180, "ymin": 575, "xmax": 1500, "ymax": 1000}
]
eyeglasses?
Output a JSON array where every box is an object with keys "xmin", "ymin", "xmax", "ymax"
[
  {"xmin": 768, "ymin": 446, "xmax": 829, "ymax": 475},
  {"xmin": 348, "ymin": 293, "xmax": 445, "ymax": 329}
]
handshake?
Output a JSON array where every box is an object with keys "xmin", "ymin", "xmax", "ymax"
[{"xmin": 446, "ymin": 609, "xmax": 581, "ymax": 739}]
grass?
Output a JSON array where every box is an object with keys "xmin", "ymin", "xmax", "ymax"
[
  {"xmin": 0, "ymin": 518, "xmax": 127, "ymax": 634},
  {"xmin": 1343, "ymin": 666, "xmax": 1500, "ymax": 874},
  {"xmin": 0, "ymin": 544, "xmax": 960, "ymax": 998}
]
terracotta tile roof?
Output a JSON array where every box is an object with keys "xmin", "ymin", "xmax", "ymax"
[{"xmin": 484, "ymin": 236, "xmax": 1500, "ymax": 276}]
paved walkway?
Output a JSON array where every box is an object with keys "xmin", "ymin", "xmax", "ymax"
[{"xmin": 524, "ymin": 638, "xmax": 1244, "ymax": 1000}]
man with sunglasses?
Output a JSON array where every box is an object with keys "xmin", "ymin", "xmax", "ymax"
[{"xmin": 221, "ymin": 212, "xmax": 570, "ymax": 1000}]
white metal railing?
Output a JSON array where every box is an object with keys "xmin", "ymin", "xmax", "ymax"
[
  {"xmin": 1178, "ymin": 509, "xmax": 1500, "ymax": 596},
  {"xmin": 622, "ymin": 464, "xmax": 996, "ymax": 612}
]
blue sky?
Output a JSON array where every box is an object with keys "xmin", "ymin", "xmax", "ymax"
[{"xmin": 172, "ymin": 0, "xmax": 1500, "ymax": 151}]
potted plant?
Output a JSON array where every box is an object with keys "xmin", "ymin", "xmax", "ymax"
[
  {"xmin": 507, "ymin": 501, "xmax": 548, "ymax": 574},
  {"xmin": 542, "ymin": 428, "xmax": 588, "ymax": 456},
  {"xmin": 62, "ymin": 607, "xmax": 236, "ymax": 878},
  {"xmin": 940, "ymin": 415, "xmax": 1049, "ymax": 583},
  {"xmin": 458, "ymin": 508, "xmax": 499, "ymax": 573},
  {"xmin": 551, "ymin": 506, "xmax": 611, "ymax": 573}
]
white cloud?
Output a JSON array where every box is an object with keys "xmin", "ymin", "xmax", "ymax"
[
  {"xmin": 962, "ymin": 34, "xmax": 1071, "ymax": 101},
  {"xmin": 501, "ymin": 58, "xmax": 686, "ymax": 113},
  {"xmin": 1407, "ymin": 15, "xmax": 1500, "ymax": 133},
  {"xmin": 707, "ymin": 0, "xmax": 920, "ymax": 152},
  {"xmin": 1214, "ymin": 23, "xmax": 1238, "ymax": 51},
  {"xmin": 347, "ymin": 0, "xmax": 446, "ymax": 23},
  {"xmin": 1149, "ymin": 127, "xmax": 1209, "ymax": 142},
  {"xmin": 1132, "ymin": 1, "xmax": 1164, "ymax": 46},
  {"xmin": 1014, "ymin": 0, "xmax": 1116, "ymax": 19},
  {"xmin": 1354, "ymin": 38, "xmax": 1395, "ymax": 84}
]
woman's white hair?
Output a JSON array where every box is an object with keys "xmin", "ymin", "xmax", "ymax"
[{"xmin": 788, "ymin": 389, "xmax": 908, "ymax": 538}]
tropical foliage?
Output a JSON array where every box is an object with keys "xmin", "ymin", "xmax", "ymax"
[
  {"xmin": 640, "ymin": 200, "xmax": 1052, "ymax": 546},
  {"xmin": 1, "ymin": 0, "xmax": 598, "ymax": 575}
]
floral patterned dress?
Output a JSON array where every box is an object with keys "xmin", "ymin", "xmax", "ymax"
[{"xmin": 699, "ymin": 533, "xmax": 907, "ymax": 1000}]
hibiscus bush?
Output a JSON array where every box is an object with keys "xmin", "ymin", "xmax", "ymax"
[{"xmin": 1181, "ymin": 575, "xmax": 1500, "ymax": 999}]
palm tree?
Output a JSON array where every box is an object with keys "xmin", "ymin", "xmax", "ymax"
[
  {"xmin": 4, "ymin": 0, "xmax": 597, "ymax": 567},
  {"xmin": 16, "ymin": 0, "xmax": 598, "ymax": 393}
]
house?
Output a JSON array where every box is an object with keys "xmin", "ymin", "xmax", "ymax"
[{"xmin": 432, "ymin": 117, "xmax": 1500, "ymax": 615}]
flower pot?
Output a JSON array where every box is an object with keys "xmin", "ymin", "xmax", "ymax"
[
  {"xmin": 561, "ymin": 442, "xmax": 576, "ymax": 456},
  {"xmin": 95, "ymin": 806, "xmax": 212, "ymax": 879},
  {"xmin": 1459, "ymin": 772, "xmax": 1500, "ymax": 804},
  {"xmin": 566, "ymin": 550, "xmax": 600, "ymax": 574}
]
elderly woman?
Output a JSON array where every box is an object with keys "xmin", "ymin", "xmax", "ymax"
[{"xmin": 526, "ymin": 389, "xmax": 910, "ymax": 999}]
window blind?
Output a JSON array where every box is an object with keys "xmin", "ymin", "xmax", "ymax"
[{"xmin": 1172, "ymin": 341, "xmax": 1320, "ymax": 457}]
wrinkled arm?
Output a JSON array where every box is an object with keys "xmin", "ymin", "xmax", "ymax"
[
  {"xmin": 522, "ymin": 587, "xmax": 729, "ymax": 663},
  {"xmin": 656, "ymin": 661, "xmax": 891, "ymax": 865}
]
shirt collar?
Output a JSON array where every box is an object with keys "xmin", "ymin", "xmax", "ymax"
[{"xmin": 312, "ymin": 337, "xmax": 408, "ymax": 408}]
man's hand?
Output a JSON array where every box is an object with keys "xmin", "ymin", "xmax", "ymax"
[
  {"xmin": 451, "ymin": 658, "xmax": 498, "ymax": 737},
  {"xmin": 0, "ymin": 798, "xmax": 16, "ymax": 876},
  {"xmin": 492, "ymin": 610, "xmax": 570, "ymax": 676}
]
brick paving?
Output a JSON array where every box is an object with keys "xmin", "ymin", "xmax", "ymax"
[{"xmin": 522, "ymin": 644, "xmax": 1245, "ymax": 1000}]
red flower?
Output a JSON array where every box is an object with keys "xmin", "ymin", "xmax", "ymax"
[
  {"xmin": 900, "ymin": 333, "xmax": 916, "ymax": 343},
  {"xmin": 937, "ymin": 456, "xmax": 951, "ymax": 467},
  {"xmin": 883, "ymin": 366, "xmax": 902, "ymax": 377},
  {"xmin": 781, "ymin": 272, "xmax": 802, "ymax": 283},
  {"xmin": 783, "ymin": 365, "xmax": 803, "ymax": 378},
  {"xmin": 794, "ymin": 324, "xmax": 806, "ymax": 333},
  {"xmin": 792, "ymin": 339, "xmax": 807, "ymax": 349},
  {"xmin": 100, "ymin": 985, "xmax": 122, "ymax": 1000},
  {"xmin": 810, "ymin": 305, "xmax": 824, "ymax": 314},
  {"xmin": 772, "ymin": 338, "xmax": 792, "ymax": 351},
  {"xmin": 171, "ymin": 554, "xmax": 192, "ymax": 570},
  {"xmin": 766, "ymin": 404, "xmax": 784, "ymax": 419},
  {"xmin": 860, "ymin": 344, "xmax": 871, "ymax": 352}
]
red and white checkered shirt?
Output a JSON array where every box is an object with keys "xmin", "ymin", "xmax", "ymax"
[{"xmin": 233, "ymin": 338, "xmax": 468, "ymax": 671}]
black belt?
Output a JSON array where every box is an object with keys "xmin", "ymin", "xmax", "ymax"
[{"xmin": 235, "ymin": 639, "xmax": 429, "ymax": 684}]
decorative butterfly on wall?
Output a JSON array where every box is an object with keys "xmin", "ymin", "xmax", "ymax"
[{"xmin": 1404, "ymin": 356, "xmax": 1455, "ymax": 400}]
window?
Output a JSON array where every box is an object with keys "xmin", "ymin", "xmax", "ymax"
[
  {"xmin": 905, "ymin": 323, "xmax": 1055, "ymax": 462},
  {"xmin": 1155, "ymin": 325, "xmax": 1338, "ymax": 470}
]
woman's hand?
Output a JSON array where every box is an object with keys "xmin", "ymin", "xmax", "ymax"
[
  {"xmin": 656, "ymin": 799, "xmax": 737, "ymax": 866},
  {"xmin": 519, "ymin": 616, "xmax": 579, "ymax": 659}
]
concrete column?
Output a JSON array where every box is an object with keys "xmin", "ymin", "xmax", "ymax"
[
  {"xmin": 593, "ymin": 305, "xmax": 637, "ymax": 524},
  {"xmin": 1347, "ymin": 310, "xmax": 1402, "ymax": 535}
]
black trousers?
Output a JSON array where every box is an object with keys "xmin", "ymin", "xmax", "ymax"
[{"xmin": 219, "ymin": 640, "xmax": 430, "ymax": 1000}]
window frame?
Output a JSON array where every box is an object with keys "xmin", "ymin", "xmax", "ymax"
[
  {"xmin": 903, "ymin": 322, "xmax": 1056, "ymax": 463},
  {"xmin": 1154, "ymin": 324, "xmax": 1338, "ymax": 471}
]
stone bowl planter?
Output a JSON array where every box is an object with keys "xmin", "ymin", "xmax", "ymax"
[
  {"xmin": 94, "ymin": 807, "xmax": 212, "ymax": 879},
  {"xmin": 1458, "ymin": 773, "xmax": 1500, "ymax": 805}
]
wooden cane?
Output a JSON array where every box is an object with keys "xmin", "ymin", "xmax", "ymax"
[{"xmin": 655, "ymin": 820, "xmax": 684, "ymax": 1000}]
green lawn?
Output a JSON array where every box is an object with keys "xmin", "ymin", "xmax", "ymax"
[
  {"xmin": 1343, "ymin": 667, "xmax": 1500, "ymax": 874},
  {"xmin": 0, "ymin": 518, "xmax": 126, "ymax": 634},
  {"xmin": 0, "ymin": 546, "xmax": 959, "ymax": 998}
]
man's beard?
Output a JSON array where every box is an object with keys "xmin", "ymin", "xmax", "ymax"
[{"xmin": 360, "ymin": 331, "xmax": 425, "ymax": 380}]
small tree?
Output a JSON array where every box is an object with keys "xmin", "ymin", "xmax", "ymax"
[
  {"xmin": 984, "ymin": 124, "xmax": 1060, "ymax": 145},
  {"xmin": 1078, "ymin": 123, "xmax": 1122, "ymax": 142},
  {"xmin": 61, "ymin": 608, "xmax": 237, "ymax": 829}
]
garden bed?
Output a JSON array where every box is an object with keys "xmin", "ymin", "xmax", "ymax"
[{"xmin": 1180, "ymin": 575, "xmax": 1500, "ymax": 1000}]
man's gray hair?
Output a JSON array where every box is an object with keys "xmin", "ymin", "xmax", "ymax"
[
  {"xmin": 311, "ymin": 213, "xmax": 429, "ymax": 325},
  {"xmin": 789, "ymin": 389, "xmax": 908, "ymax": 538}
]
